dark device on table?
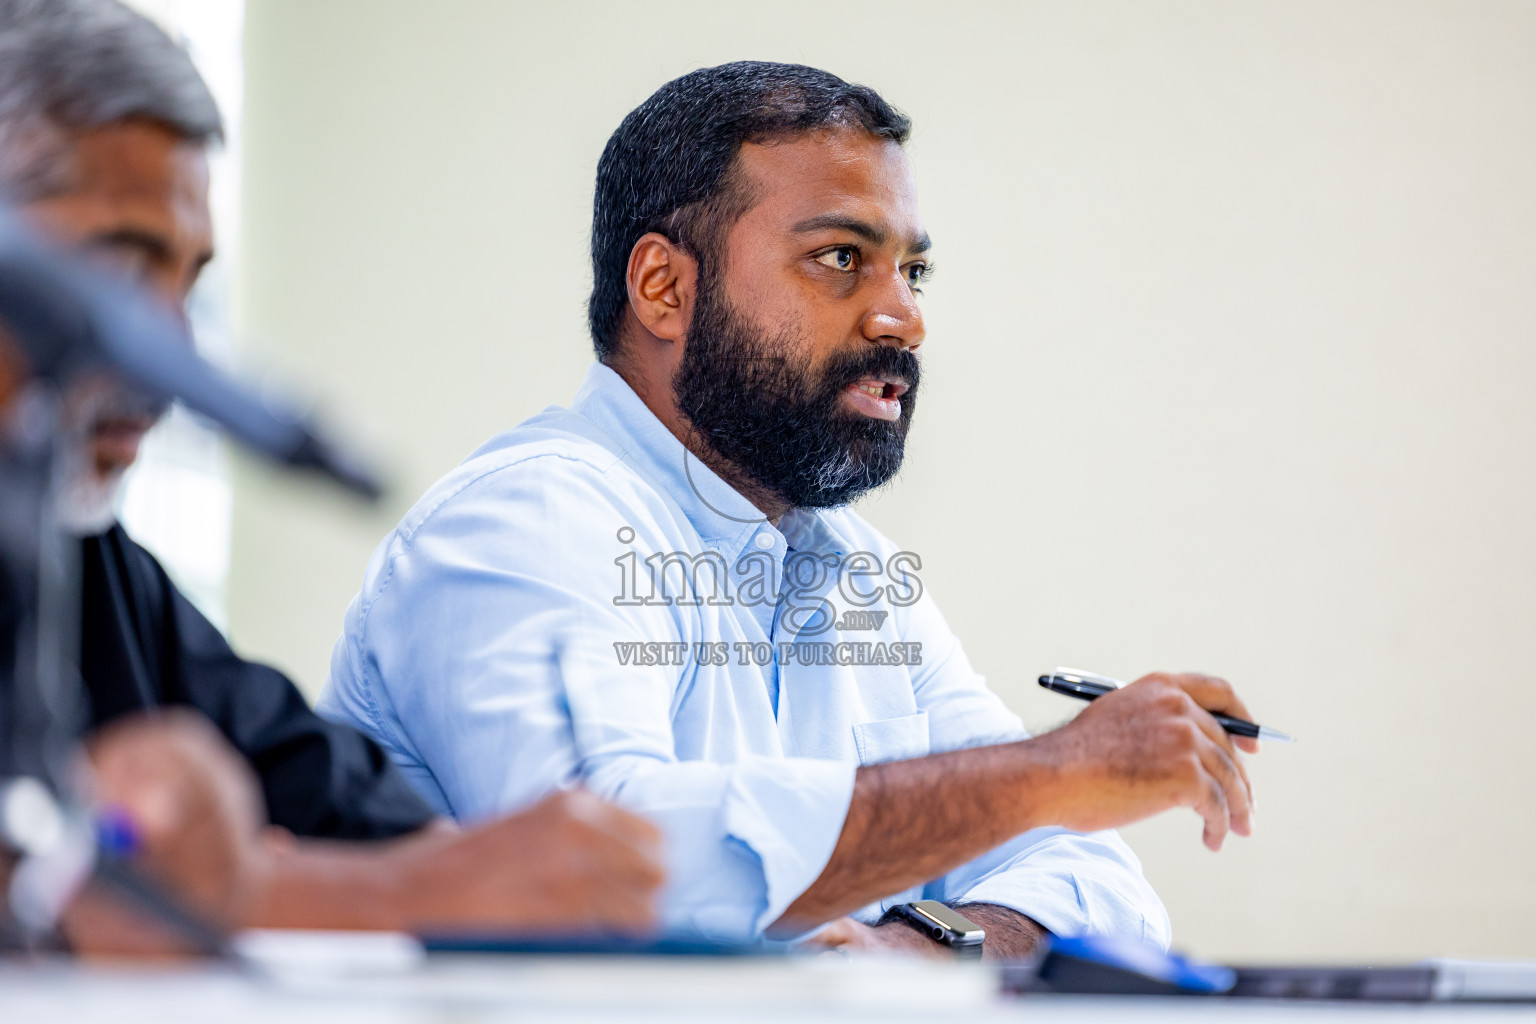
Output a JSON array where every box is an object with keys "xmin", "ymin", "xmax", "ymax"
[
  {"xmin": 1001, "ymin": 934, "xmax": 1536, "ymax": 1003},
  {"xmin": 887, "ymin": 901, "xmax": 985, "ymax": 958}
]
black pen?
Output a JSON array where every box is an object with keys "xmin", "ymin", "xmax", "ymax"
[{"xmin": 1038, "ymin": 668, "xmax": 1294, "ymax": 743}]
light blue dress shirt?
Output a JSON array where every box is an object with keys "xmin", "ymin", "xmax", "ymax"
[{"xmin": 318, "ymin": 363, "xmax": 1171, "ymax": 946}]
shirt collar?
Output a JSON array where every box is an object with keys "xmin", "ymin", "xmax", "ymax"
[
  {"xmin": 778, "ymin": 507, "xmax": 847, "ymax": 558},
  {"xmin": 572, "ymin": 363, "xmax": 770, "ymax": 555},
  {"xmin": 570, "ymin": 363, "xmax": 853, "ymax": 560}
]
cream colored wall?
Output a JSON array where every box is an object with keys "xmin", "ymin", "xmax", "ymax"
[{"xmin": 235, "ymin": 0, "xmax": 1536, "ymax": 963}]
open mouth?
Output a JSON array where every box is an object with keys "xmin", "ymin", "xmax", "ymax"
[{"xmin": 843, "ymin": 377, "xmax": 909, "ymax": 422}]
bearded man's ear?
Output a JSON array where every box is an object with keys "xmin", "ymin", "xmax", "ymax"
[{"xmin": 625, "ymin": 232, "xmax": 697, "ymax": 345}]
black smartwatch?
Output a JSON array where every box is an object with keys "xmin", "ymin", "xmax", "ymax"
[{"xmin": 885, "ymin": 900, "xmax": 986, "ymax": 958}]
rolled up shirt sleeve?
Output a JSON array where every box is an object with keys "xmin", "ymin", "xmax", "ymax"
[
  {"xmin": 929, "ymin": 827, "xmax": 1172, "ymax": 948},
  {"xmin": 321, "ymin": 454, "xmax": 855, "ymax": 939},
  {"xmin": 576, "ymin": 750, "xmax": 854, "ymax": 938},
  {"xmin": 560, "ymin": 625, "xmax": 855, "ymax": 938}
]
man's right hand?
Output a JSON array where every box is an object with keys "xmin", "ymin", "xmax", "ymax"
[
  {"xmin": 82, "ymin": 710, "xmax": 268, "ymax": 926},
  {"xmin": 386, "ymin": 789, "xmax": 665, "ymax": 935},
  {"xmin": 776, "ymin": 670, "xmax": 1262, "ymax": 933},
  {"xmin": 1027, "ymin": 672, "xmax": 1259, "ymax": 850},
  {"xmin": 63, "ymin": 711, "xmax": 269, "ymax": 957},
  {"xmin": 75, "ymin": 714, "xmax": 666, "ymax": 941}
]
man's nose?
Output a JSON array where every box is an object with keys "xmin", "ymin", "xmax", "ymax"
[
  {"xmin": 859, "ymin": 270, "xmax": 925, "ymax": 351},
  {"xmin": 148, "ymin": 273, "xmax": 189, "ymax": 316},
  {"xmin": 146, "ymin": 274, "xmax": 196, "ymax": 342}
]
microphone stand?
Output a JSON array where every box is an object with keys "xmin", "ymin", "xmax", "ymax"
[{"xmin": 0, "ymin": 377, "xmax": 231, "ymax": 959}]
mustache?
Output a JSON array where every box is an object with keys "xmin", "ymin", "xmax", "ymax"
[
  {"xmin": 819, "ymin": 344, "xmax": 921, "ymax": 396},
  {"xmin": 87, "ymin": 383, "xmax": 171, "ymax": 428}
]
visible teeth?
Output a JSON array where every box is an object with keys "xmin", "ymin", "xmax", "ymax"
[{"xmin": 856, "ymin": 383, "xmax": 884, "ymax": 397}]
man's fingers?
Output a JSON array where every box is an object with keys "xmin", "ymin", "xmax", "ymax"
[
  {"xmin": 806, "ymin": 918, "xmax": 861, "ymax": 948},
  {"xmin": 585, "ymin": 834, "xmax": 667, "ymax": 891},
  {"xmin": 552, "ymin": 813, "xmax": 666, "ymax": 891},
  {"xmin": 549, "ymin": 789, "xmax": 664, "ymax": 852},
  {"xmin": 488, "ymin": 793, "xmax": 667, "ymax": 893},
  {"xmin": 594, "ymin": 894, "xmax": 657, "ymax": 934},
  {"xmin": 1193, "ymin": 769, "xmax": 1230, "ymax": 852},
  {"xmin": 84, "ymin": 711, "xmax": 266, "ymax": 842},
  {"xmin": 1187, "ymin": 700, "xmax": 1256, "ymax": 816},
  {"xmin": 1170, "ymin": 673, "xmax": 1263, "ymax": 755},
  {"xmin": 1196, "ymin": 737, "xmax": 1252, "ymax": 840},
  {"xmin": 1171, "ymin": 673, "xmax": 1253, "ymax": 721},
  {"xmin": 544, "ymin": 792, "xmax": 667, "ymax": 890},
  {"xmin": 578, "ymin": 794, "xmax": 665, "ymax": 852},
  {"xmin": 580, "ymin": 876, "xmax": 660, "ymax": 933}
]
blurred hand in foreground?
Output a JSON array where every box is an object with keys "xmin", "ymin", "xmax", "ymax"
[
  {"xmin": 375, "ymin": 789, "xmax": 665, "ymax": 935},
  {"xmin": 63, "ymin": 711, "xmax": 266, "ymax": 955},
  {"xmin": 59, "ymin": 712, "xmax": 665, "ymax": 955}
]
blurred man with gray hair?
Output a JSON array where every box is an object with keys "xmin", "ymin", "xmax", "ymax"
[{"xmin": 0, "ymin": 0, "xmax": 663, "ymax": 949}]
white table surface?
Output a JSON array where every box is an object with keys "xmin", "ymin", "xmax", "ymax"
[{"xmin": 3, "ymin": 953, "xmax": 1535, "ymax": 1024}]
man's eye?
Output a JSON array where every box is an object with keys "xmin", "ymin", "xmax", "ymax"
[
  {"xmin": 815, "ymin": 246, "xmax": 859, "ymax": 272},
  {"xmin": 85, "ymin": 244, "xmax": 152, "ymax": 283},
  {"xmin": 905, "ymin": 262, "xmax": 934, "ymax": 289}
]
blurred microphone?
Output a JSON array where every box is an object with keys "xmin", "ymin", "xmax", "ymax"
[{"xmin": 0, "ymin": 205, "xmax": 382, "ymax": 500}]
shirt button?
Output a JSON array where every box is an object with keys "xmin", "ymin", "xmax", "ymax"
[{"xmin": 755, "ymin": 532, "xmax": 775, "ymax": 549}]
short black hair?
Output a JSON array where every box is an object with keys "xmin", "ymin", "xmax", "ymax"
[
  {"xmin": 587, "ymin": 61, "xmax": 910, "ymax": 361},
  {"xmin": 0, "ymin": 0, "xmax": 223, "ymax": 201}
]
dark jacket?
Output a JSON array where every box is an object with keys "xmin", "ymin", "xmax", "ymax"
[{"xmin": 79, "ymin": 523, "xmax": 434, "ymax": 840}]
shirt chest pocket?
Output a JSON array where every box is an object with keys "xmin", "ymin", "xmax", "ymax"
[{"xmin": 851, "ymin": 711, "xmax": 930, "ymax": 765}]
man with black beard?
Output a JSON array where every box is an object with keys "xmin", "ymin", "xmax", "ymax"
[
  {"xmin": 323, "ymin": 62, "xmax": 1268, "ymax": 957},
  {"xmin": 674, "ymin": 287, "xmax": 919, "ymax": 511}
]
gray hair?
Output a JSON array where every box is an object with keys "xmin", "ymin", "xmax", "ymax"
[{"xmin": 0, "ymin": 0, "xmax": 223, "ymax": 201}]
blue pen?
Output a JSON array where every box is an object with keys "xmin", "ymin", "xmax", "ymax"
[{"xmin": 95, "ymin": 805, "xmax": 142, "ymax": 858}]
